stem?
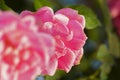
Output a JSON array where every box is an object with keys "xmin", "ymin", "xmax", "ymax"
[
  {"xmin": 97, "ymin": 0, "xmax": 120, "ymax": 55},
  {"xmin": 97, "ymin": 0, "xmax": 113, "ymax": 35}
]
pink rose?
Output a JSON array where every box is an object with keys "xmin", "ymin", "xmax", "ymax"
[
  {"xmin": 0, "ymin": 11, "xmax": 57, "ymax": 80},
  {"xmin": 21, "ymin": 7, "xmax": 87, "ymax": 72},
  {"xmin": 108, "ymin": 0, "xmax": 120, "ymax": 36},
  {"xmin": 0, "ymin": 7, "xmax": 87, "ymax": 80}
]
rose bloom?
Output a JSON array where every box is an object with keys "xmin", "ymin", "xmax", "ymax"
[
  {"xmin": 0, "ymin": 7, "xmax": 87, "ymax": 80},
  {"xmin": 21, "ymin": 7, "xmax": 87, "ymax": 72},
  {"xmin": 108, "ymin": 0, "xmax": 120, "ymax": 36},
  {"xmin": 0, "ymin": 11, "xmax": 57, "ymax": 80}
]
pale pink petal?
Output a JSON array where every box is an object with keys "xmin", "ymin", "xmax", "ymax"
[
  {"xmin": 66, "ymin": 38, "xmax": 85, "ymax": 50},
  {"xmin": 41, "ymin": 55, "xmax": 58, "ymax": 76},
  {"xmin": 0, "ymin": 12, "xmax": 19, "ymax": 29},
  {"xmin": 17, "ymin": 67, "xmax": 39, "ymax": 80},
  {"xmin": 52, "ymin": 23, "xmax": 69, "ymax": 37},
  {"xmin": 43, "ymin": 22, "xmax": 53, "ymax": 30},
  {"xmin": 66, "ymin": 20, "xmax": 87, "ymax": 50},
  {"xmin": 58, "ymin": 48, "xmax": 75, "ymax": 72},
  {"xmin": 21, "ymin": 7, "xmax": 54, "ymax": 24},
  {"xmin": 56, "ymin": 8, "xmax": 78, "ymax": 19},
  {"xmin": 20, "ymin": 10, "xmax": 33, "ymax": 17},
  {"xmin": 55, "ymin": 39, "xmax": 66, "ymax": 58},
  {"xmin": 74, "ymin": 48, "xmax": 83, "ymax": 65},
  {"xmin": 0, "ymin": 62, "xmax": 10, "ymax": 80},
  {"xmin": 36, "ymin": 7, "xmax": 54, "ymax": 22},
  {"xmin": 56, "ymin": 8, "xmax": 85, "ymax": 29},
  {"xmin": 68, "ymin": 20, "xmax": 86, "ymax": 39},
  {"xmin": 21, "ymin": 15, "xmax": 38, "ymax": 32},
  {"xmin": 77, "ymin": 15, "xmax": 86, "ymax": 28},
  {"xmin": 53, "ymin": 14, "xmax": 69, "ymax": 25}
]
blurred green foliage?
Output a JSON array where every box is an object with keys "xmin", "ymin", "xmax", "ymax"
[
  {"xmin": 34, "ymin": 0, "xmax": 55, "ymax": 10},
  {"xmin": 0, "ymin": 0, "xmax": 120, "ymax": 80},
  {"xmin": 0, "ymin": 0, "xmax": 11, "ymax": 10}
]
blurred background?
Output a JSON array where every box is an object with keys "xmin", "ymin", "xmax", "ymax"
[{"xmin": 2, "ymin": 0, "xmax": 120, "ymax": 80}]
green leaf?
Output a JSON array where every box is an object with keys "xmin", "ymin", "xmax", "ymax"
[
  {"xmin": 0, "ymin": 0, "xmax": 11, "ymax": 10},
  {"xmin": 68, "ymin": 5, "xmax": 101, "ymax": 29},
  {"xmin": 79, "ymin": 57, "xmax": 90, "ymax": 72},
  {"xmin": 97, "ymin": 44, "xmax": 114, "ymax": 80},
  {"xmin": 108, "ymin": 33, "xmax": 120, "ymax": 58},
  {"xmin": 34, "ymin": 0, "xmax": 52, "ymax": 10},
  {"xmin": 45, "ymin": 70, "xmax": 65, "ymax": 80},
  {"xmin": 97, "ymin": 44, "xmax": 114, "ymax": 65},
  {"xmin": 34, "ymin": 0, "xmax": 59, "ymax": 10}
]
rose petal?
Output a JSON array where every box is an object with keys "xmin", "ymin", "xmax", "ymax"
[
  {"xmin": 58, "ymin": 48, "xmax": 75, "ymax": 72},
  {"xmin": 56, "ymin": 8, "xmax": 78, "ymax": 19}
]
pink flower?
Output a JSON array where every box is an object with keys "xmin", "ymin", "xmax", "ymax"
[
  {"xmin": 108, "ymin": 0, "xmax": 120, "ymax": 36},
  {"xmin": 0, "ymin": 7, "xmax": 87, "ymax": 80},
  {"xmin": 0, "ymin": 11, "xmax": 57, "ymax": 80},
  {"xmin": 21, "ymin": 7, "xmax": 87, "ymax": 72}
]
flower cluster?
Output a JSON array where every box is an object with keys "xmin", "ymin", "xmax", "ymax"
[
  {"xmin": 108, "ymin": 0, "xmax": 120, "ymax": 36},
  {"xmin": 0, "ymin": 7, "xmax": 87, "ymax": 80}
]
